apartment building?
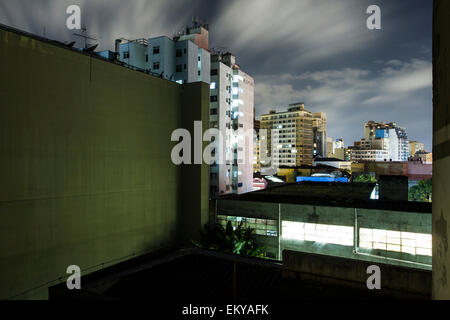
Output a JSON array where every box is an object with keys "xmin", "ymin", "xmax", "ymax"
[
  {"xmin": 351, "ymin": 121, "xmax": 409, "ymax": 162},
  {"xmin": 312, "ymin": 112, "xmax": 327, "ymax": 158},
  {"xmin": 209, "ymin": 52, "xmax": 254, "ymax": 196},
  {"xmin": 351, "ymin": 149, "xmax": 390, "ymax": 162},
  {"xmin": 409, "ymin": 141, "xmax": 425, "ymax": 157},
  {"xmin": 260, "ymin": 103, "xmax": 315, "ymax": 168},
  {"xmin": 100, "ymin": 23, "xmax": 211, "ymax": 84},
  {"xmin": 254, "ymin": 120, "xmax": 261, "ymax": 173}
]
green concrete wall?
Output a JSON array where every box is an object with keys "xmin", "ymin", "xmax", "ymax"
[
  {"xmin": 433, "ymin": 0, "xmax": 450, "ymax": 299},
  {"xmin": 178, "ymin": 83, "xmax": 211, "ymax": 245},
  {"xmin": 0, "ymin": 27, "xmax": 209, "ymax": 299}
]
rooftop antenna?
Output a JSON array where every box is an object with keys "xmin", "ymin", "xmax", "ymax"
[
  {"xmin": 73, "ymin": 25, "xmax": 98, "ymax": 49},
  {"xmin": 192, "ymin": 16, "xmax": 199, "ymax": 27}
]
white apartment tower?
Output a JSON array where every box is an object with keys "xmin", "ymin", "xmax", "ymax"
[
  {"xmin": 209, "ymin": 52, "xmax": 254, "ymax": 196},
  {"xmin": 364, "ymin": 121, "xmax": 409, "ymax": 161},
  {"xmin": 351, "ymin": 121, "xmax": 409, "ymax": 162},
  {"xmin": 100, "ymin": 22, "xmax": 211, "ymax": 84}
]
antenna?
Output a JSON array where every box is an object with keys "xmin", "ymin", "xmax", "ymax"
[{"xmin": 73, "ymin": 26, "xmax": 98, "ymax": 49}]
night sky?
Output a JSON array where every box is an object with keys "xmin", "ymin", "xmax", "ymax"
[{"xmin": 0, "ymin": 0, "xmax": 433, "ymax": 150}]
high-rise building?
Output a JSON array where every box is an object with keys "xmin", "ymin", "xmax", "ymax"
[
  {"xmin": 326, "ymin": 138, "xmax": 345, "ymax": 159},
  {"xmin": 209, "ymin": 52, "xmax": 254, "ymax": 196},
  {"xmin": 254, "ymin": 120, "xmax": 261, "ymax": 173},
  {"xmin": 333, "ymin": 139, "xmax": 346, "ymax": 161},
  {"xmin": 365, "ymin": 121, "xmax": 409, "ymax": 161},
  {"xmin": 100, "ymin": 22, "xmax": 211, "ymax": 84},
  {"xmin": 351, "ymin": 121, "xmax": 409, "ymax": 162},
  {"xmin": 326, "ymin": 137, "xmax": 334, "ymax": 157},
  {"xmin": 261, "ymin": 103, "xmax": 314, "ymax": 167},
  {"xmin": 409, "ymin": 141, "xmax": 425, "ymax": 157},
  {"xmin": 312, "ymin": 112, "xmax": 327, "ymax": 158}
]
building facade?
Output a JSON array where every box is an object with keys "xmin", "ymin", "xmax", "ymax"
[
  {"xmin": 409, "ymin": 141, "xmax": 425, "ymax": 157},
  {"xmin": 254, "ymin": 120, "xmax": 261, "ymax": 173},
  {"xmin": 100, "ymin": 23, "xmax": 211, "ymax": 84},
  {"xmin": 261, "ymin": 103, "xmax": 315, "ymax": 168},
  {"xmin": 312, "ymin": 112, "xmax": 327, "ymax": 158},
  {"xmin": 351, "ymin": 149, "xmax": 390, "ymax": 162},
  {"xmin": 209, "ymin": 52, "xmax": 254, "ymax": 196},
  {"xmin": 351, "ymin": 121, "xmax": 409, "ymax": 162}
]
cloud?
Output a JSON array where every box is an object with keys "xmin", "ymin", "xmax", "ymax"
[
  {"xmin": 254, "ymin": 59, "xmax": 432, "ymax": 150},
  {"xmin": 0, "ymin": 0, "xmax": 208, "ymax": 51},
  {"xmin": 0, "ymin": 0, "xmax": 433, "ymax": 149},
  {"xmin": 212, "ymin": 0, "xmax": 377, "ymax": 72}
]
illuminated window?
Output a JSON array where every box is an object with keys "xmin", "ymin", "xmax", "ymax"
[
  {"xmin": 282, "ymin": 221, "xmax": 353, "ymax": 246},
  {"xmin": 359, "ymin": 228, "xmax": 432, "ymax": 256}
]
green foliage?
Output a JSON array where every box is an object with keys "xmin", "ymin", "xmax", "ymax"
[
  {"xmin": 354, "ymin": 174, "xmax": 377, "ymax": 183},
  {"xmin": 193, "ymin": 221, "xmax": 266, "ymax": 258},
  {"xmin": 409, "ymin": 179, "xmax": 432, "ymax": 202}
]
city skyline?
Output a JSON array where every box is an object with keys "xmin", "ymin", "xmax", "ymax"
[
  {"xmin": 2, "ymin": 1, "xmax": 449, "ymax": 302},
  {"xmin": 0, "ymin": 0, "xmax": 433, "ymax": 151}
]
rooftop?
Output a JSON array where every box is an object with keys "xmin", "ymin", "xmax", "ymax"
[
  {"xmin": 0, "ymin": 23, "xmax": 181, "ymax": 84},
  {"xmin": 49, "ymin": 248, "xmax": 428, "ymax": 301},
  {"xmin": 220, "ymin": 182, "xmax": 431, "ymax": 213}
]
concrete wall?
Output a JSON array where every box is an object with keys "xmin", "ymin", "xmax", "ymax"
[
  {"xmin": 0, "ymin": 26, "xmax": 209, "ymax": 299},
  {"xmin": 283, "ymin": 250, "xmax": 431, "ymax": 299},
  {"xmin": 178, "ymin": 83, "xmax": 211, "ymax": 245},
  {"xmin": 433, "ymin": 0, "xmax": 450, "ymax": 299},
  {"xmin": 217, "ymin": 199, "xmax": 432, "ymax": 268}
]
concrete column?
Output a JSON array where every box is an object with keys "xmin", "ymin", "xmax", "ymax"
[
  {"xmin": 178, "ymin": 82, "xmax": 211, "ymax": 245},
  {"xmin": 433, "ymin": 0, "xmax": 450, "ymax": 299}
]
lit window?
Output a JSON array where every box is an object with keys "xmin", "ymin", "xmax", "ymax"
[
  {"xmin": 210, "ymin": 82, "xmax": 216, "ymax": 90},
  {"xmin": 359, "ymin": 228, "xmax": 432, "ymax": 256},
  {"xmin": 282, "ymin": 221, "xmax": 353, "ymax": 246}
]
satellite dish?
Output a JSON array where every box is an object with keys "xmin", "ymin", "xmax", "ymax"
[{"xmin": 83, "ymin": 44, "xmax": 98, "ymax": 53}]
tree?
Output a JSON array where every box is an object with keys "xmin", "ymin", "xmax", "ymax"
[
  {"xmin": 193, "ymin": 221, "xmax": 266, "ymax": 258},
  {"xmin": 409, "ymin": 179, "xmax": 432, "ymax": 202},
  {"xmin": 354, "ymin": 174, "xmax": 377, "ymax": 183}
]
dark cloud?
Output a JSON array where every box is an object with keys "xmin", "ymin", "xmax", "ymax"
[{"xmin": 0, "ymin": 0, "xmax": 433, "ymax": 150}]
